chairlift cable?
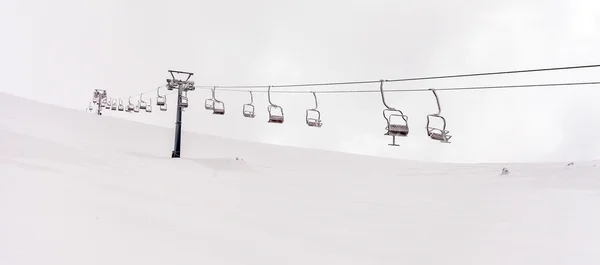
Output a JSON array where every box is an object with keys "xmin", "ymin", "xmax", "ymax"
[
  {"xmin": 192, "ymin": 81, "xmax": 600, "ymax": 94},
  {"xmin": 194, "ymin": 63, "xmax": 600, "ymax": 89},
  {"xmin": 112, "ymin": 86, "xmax": 167, "ymax": 102},
  {"xmin": 113, "ymin": 64, "xmax": 600, "ymax": 99}
]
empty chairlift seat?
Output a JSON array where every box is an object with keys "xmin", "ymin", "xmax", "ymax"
[
  {"xmin": 156, "ymin": 87, "xmax": 166, "ymax": 106},
  {"xmin": 385, "ymin": 113, "xmax": 409, "ymax": 137},
  {"xmin": 205, "ymin": 99, "xmax": 214, "ymax": 110},
  {"xmin": 305, "ymin": 92, "xmax": 323, "ymax": 127},
  {"xmin": 306, "ymin": 115, "xmax": 322, "ymax": 127},
  {"xmin": 180, "ymin": 96, "xmax": 188, "ymax": 108},
  {"xmin": 379, "ymin": 80, "xmax": 409, "ymax": 146},
  {"xmin": 213, "ymin": 100, "xmax": 225, "ymax": 115},
  {"xmin": 118, "ymin": 99, "xmax": 125, "ymax": 111},
  {"xmin": 243, "ymin": 104, "xmax": 255, "ymax": 118},
  {"xmin": 427, "ymin": 127, "xmax": 451, "ymax": 141},
  {"xmin": 266, "ymin": 86, "xmax": 284, "ymax": 124},
  {"xmin": 146, "ymin": 99, "xmax": 153, "ymax": 112},
  {"xmin": 425, "ymin": 89, "xmax": 451, "ymax": 143},
  {"xmin": 157, "ymin": 96, "xmax": 166, "ymax": 106},
  {"xmin": 139, "ymin": 95, "xmax": 147, "ymax": 110},
  {"xmin": 242, "ymin": 91, "xmax": 255, "ymax": 118},
  {"xmin": 206, "ymin": 87, "xmax": 224, "ymax": 115},
  {"xmin": 126, "ymin": 97, "xmax": 135, "ymax": 112},
  {"xmin": 267, "ymin": 105, "xmax": 284, "ymax": 123}
]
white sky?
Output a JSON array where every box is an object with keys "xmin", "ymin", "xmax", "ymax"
[{"xmin": 1, "ymin": 0, "xmax": 600, "ymax": 163}]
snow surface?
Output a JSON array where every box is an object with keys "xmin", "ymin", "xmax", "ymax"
[{"xmin": 1, "ymin": 92, "xmax": 599, "ymax": 265}]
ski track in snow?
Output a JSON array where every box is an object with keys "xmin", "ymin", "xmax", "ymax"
[{"xmin": 0, "ymin": 92, "xmax": 599, "ymax": 265}]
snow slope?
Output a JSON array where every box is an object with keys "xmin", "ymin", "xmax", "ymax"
[{"xmin": 1, "ymin": 92, "xmax": 599, "ymax": 265}]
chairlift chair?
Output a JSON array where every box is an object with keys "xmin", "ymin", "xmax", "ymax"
[
  {"xmin": 205, "ymin": 98, "xmax": 214, "ymax": 110},
  {"xmin": 268, "ymin": 105, "xmax": 284, "ymax": 123},
  {"xmin": 160, "ymin": 101, "xmax": 167, "ymax": 111},
  {"xmin": 118, "ymin": 99, "xmax": 125, "ymax": 111},
  {"xmin": 205, "ymin": 88, "xmax": 215, "ymax": 110},
  {"xmin": 146, "ymin": 98, "xmax": 153, "ymax": 112},
  {"xmin": 126, "ymin": 97, "xmax": 136, "ymax": 112},
  {"xmin": 111, "ymin": 99, "xmax": 117, "ymax": 110},
  {"xmin": 379, "ymin": 80, "xmax": 409, "ymax": 146},
  {"xmin": 156, "ymin": 87, "xmax": 166, "ymax": 106},
  {"xmin": 87, "ymin": 102, "xmax": 93, "ymax": 112},
  {"xmin": 180, "ymin": 91, "xmax": 189, "ymax": 108},
  {"xmin": 306, "ymin": 92, "xmax": 323, "ymax": 127},
  {"xmin": 385, "ymin": 111, "xmax": 409, "ymax": 136},
  {"xmin": 266, "ymin": 86, "xmax": 284, "ymax": 123},
  {"xmin": 211, "ymin": 87, "xmax": 225, "ymax": 115},
  {"xmin": 242, "ymin": 91, "xmax": 255, "ymax": 118},
  {"xmin": 306, "ymin": 114, "xmax": 321, "ymax": 127},
  {"xmin": 139, "ymin": 94, "xmax": 147, "ymax": 110},
  {"xmin": 243, "ymin": 104, "xmax": 255, "ymax": 118},
  {"xmin": 426, "ymin": 89, "xmax": 452, "ymax": 143},
  {"xmin": 213, "ymin": 101, "xmax": 225, "ymax": 115},
  {"xmin": 134, "ymin": 101, "xmax": 140, "ymax": 113}
]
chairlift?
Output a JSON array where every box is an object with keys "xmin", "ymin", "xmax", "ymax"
[
  {"xmin": 306, "ymin": 91, "xmax": 323, "ymax": 127},
  {"xmin": 379, "ymin": 80, "xmax": 409, "ymax": 146},
  {"xmin": 205, "ymin": 99, "xmax": 214, "ymax": 110},
  {"xmin": 134, "ymin": 101, "xmax": 140, "ymax": 113},
  {"xmin": 426, "ymin": 89, "xmax": 452, "ymax": 143},
  {"xmin": 180, "ymin": 90, "xmax": 189, "ymax": 108},
  {"xmin": 118, "ymin": 99, "xmax": 125, "ymax": 111},
  {"xmin": 212, "ymin": 87, "xmax": 225, "ymax": 115},
  {"xmin": 146, "ymin": 98, "xmax": 153, "ymax": 113},
  {"xmin": 105, "ymin": 98, "xmax": 111, "ymax": 109},
  {"xmin": 139, "ymin": 94, "xmax": 146, "ymax": 110},
  {"xmin": 267, "ymin": 86, "xmax": 284, "ymax": 123},
  {"xmin": 242, "ymin": 91, "xmax": 255, "ymax": 118},
  {"xmin": 111, "ymin": 99, "xmax": 117, "ymax": 110},
  {"xmin": 205, "ymin": 89, "xmax": 215, "ymax": 110},
  {"xmin": 127, "ymin": 97, "xmax": 135, "ymax": 112},
  {"xmin": 157, "ymin": 87, "xmax": 166, "ymax": 106},
  {"xmin": 160, "ymin": 101, "xmax": 167, "ymax": 111}
]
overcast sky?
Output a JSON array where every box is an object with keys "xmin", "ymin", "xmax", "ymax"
[{"xmin": 1, "ymin": 0, "xmax": 600, "ymax": 163}]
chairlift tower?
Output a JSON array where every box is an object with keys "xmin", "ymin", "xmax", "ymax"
[
  {"xmin": 93, "ymin": 89, "xmax": 107, "ymax": 115},
  {"xmin": 166, "ymin": 70, "xmax": 195, "ymax": 158}
]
